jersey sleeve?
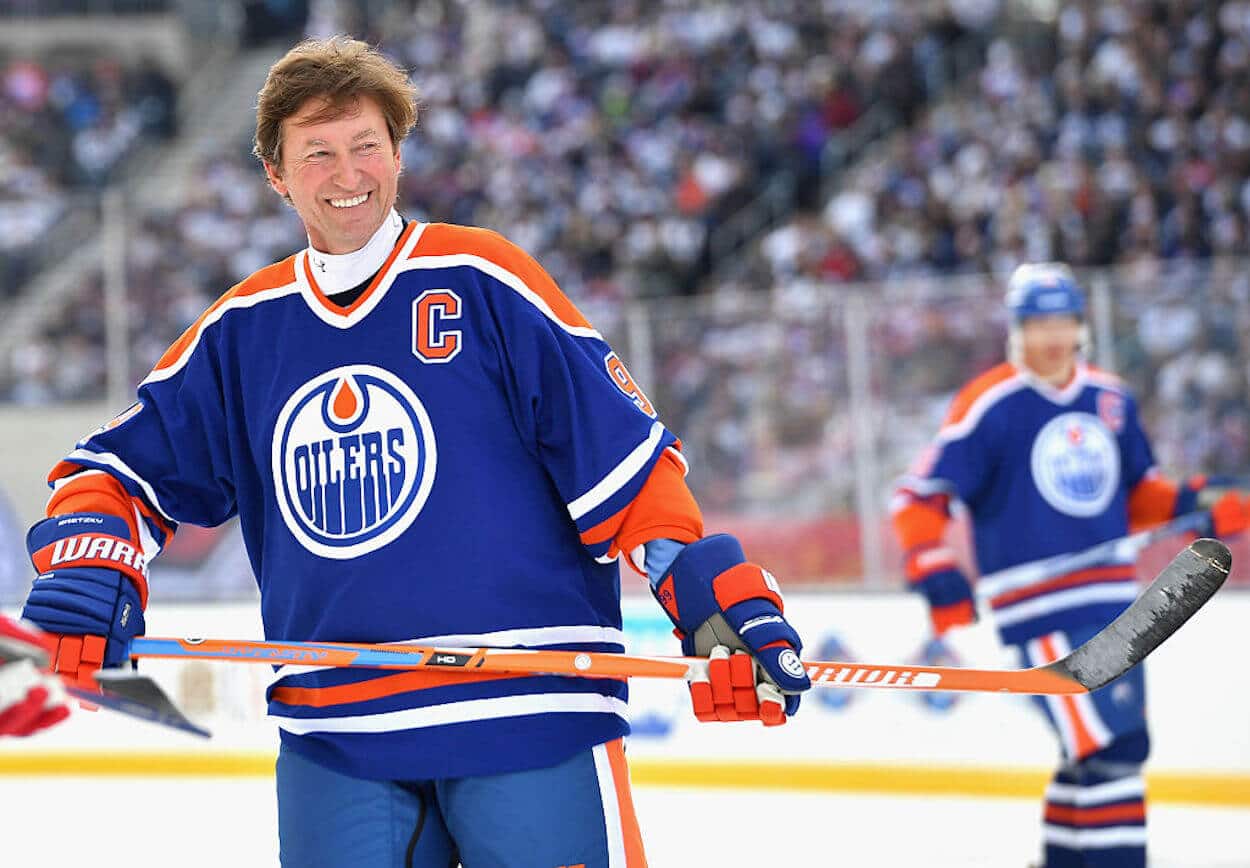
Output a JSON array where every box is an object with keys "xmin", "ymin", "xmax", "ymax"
[
  {"xmin": 1119, "ymin": 393, "xmax": 1158, "ymax": 492},
  {"xmin": 459, "ymin": 227, "xmax": 699, "ymax": 563},
  {"xmin": 892, "ymin": 376, "xmax": 1008, "ymax": 551},
  {"xmin": 47, "ymin": 299, "xmax": 240, "ymax": 547},
  {"xmin": 1120, "ymin": 392, "xmax": 1190, "ymax": 530},
  {"xmin": 589, "ymin": 448, "xmax": 704, "ymax": 575}
]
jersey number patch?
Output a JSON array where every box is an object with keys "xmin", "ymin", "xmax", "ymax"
[
  {"xmin": 604, "ymin": 351, "xmax": 656, "ymax": 417},
  {"xmin": 412, "ymin": 290, "xmax": 463, "ymax": 363}
]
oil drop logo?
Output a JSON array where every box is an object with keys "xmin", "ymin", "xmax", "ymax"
[
  {"xmin": 1030, "ymin": 411, "xmax": 1119, "ymax": 517},
  {"xmin": 272, "ymin": 365, "xmax": 437, "ymax": 558}
]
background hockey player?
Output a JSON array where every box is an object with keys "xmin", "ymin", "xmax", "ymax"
[
  {"xmin": 15, "ymin": 36, "xmax": 811, "ymax": 868},
  {"xmin": 890, "ymin": 263, "xmax": 1249, "ymax": 868}
]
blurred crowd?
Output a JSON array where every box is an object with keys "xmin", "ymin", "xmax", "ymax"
[
  {"xmin": 3, "ymin": 0, "xmax": 1250, "ymax": 525},
  {"xmin": 0, "ymin": 48, "xmax": 177, "ymax": 297},
  {"xmin": 1, "ymin": 0, "xmax": 985, "ymax": 402},
  {"xmin": 0, "ymin": 2, "xmax": 170, "ymax": 12},
  {"xmin": 754, "ymin": 0, "xmax": 1250, "ymax": 285},
  {"xmin": 705, "ymin": 0, "xmax": 1250, "ymax": 506},
  {"xmin": 1111, "ymin": 256, "xmax": 1250, "ymax": 479}
]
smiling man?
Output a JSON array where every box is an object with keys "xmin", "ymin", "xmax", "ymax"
[
  {"xmin": 15, "ymin": 36, "xmax": 811, "ymax": 868},
  {"xmin": 262, "ymin": 97, "xmax": 400, "ymax": 256}
]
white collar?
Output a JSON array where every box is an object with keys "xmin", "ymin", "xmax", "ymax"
[{"xmin": 306, "ymin": 210, "xmax": 404, "ymax": 296}]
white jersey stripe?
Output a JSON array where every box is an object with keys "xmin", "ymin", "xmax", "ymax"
[
  {"xmin": 396, "ymin": 253, "xmax": 603, "ymax": 340},
  {"xmin": 567, "ymin": 421, "xmax": 666, "ymax": 521},
  {"xmin": 1046, "ymin": 777, "xmax": 1145, "ymax": 806},
  {"xmin": 131, "ymin": 504, "xmax": 163, "ymax": 561},
  {"xmin": 60, "ymin": 448, "xmax": 175, "ymax": 524},
  {"xmin": 666, "ymin": 445, "xmax": 689, "ymax": 476},
  {"xmin": 593, "ymin": 742, "xmax": 628, "ymax": 868},
  {"xmin": 994, "ymin": 583, "xmax": 1138, "ymax": 628},
  {"xmin": 271, "ymin": 692, "xmax": 628, "ymax": 734},
  {"xmin": 50, "ymin": 468, "xmax": 109, "ymax": 492},
  {"xmin": 48, "ymin": 469, "xmax": 168, "ymax": 555},
  {"xmin": 1043, "ymin": 825, "xmax": 1147, "ymax": 849},
  {"xmin": 409, "ymin": 624, "xmax": 624, "ymax": 648}
]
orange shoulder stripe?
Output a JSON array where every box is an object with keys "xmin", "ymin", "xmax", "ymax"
[
  {"xmin": 150, "ymin": 255, "xmax": 298, "ymax": 376},
  {"xmin": 1085, "ymin": 364, "xmax": 1124, "ymax": 388},
  {"xmin": 942, "ymin": 363, "xmax": 1018, "ymax": 428},
  {"xmin": 410, "ymin": 223, "xmax": 593, "ymax": 331}
]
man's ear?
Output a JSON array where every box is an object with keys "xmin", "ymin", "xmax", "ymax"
[{"xmin": 263, "ymin": 160, "xmax": 288, "ymax": 197}]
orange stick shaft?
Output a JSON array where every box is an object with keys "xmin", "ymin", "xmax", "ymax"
[{"xmin": 129, "ymin": 637, "xmax": 1086, "ymax": 695}]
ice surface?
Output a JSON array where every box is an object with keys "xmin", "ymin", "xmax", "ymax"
[{"xmin": 0, "ymin": 777, "xmax": 1244, "ymax": 866}]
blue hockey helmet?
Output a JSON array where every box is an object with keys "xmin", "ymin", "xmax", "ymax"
[{"xmin": 1005, "ymin": 263, "xmax": 1085, "ymax": 323}]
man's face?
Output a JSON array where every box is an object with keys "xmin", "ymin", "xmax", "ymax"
[
  {"xmin": 264, "ymin": 95, "xmax": 401, "ymax": 255},
  {"xmin": 1020, "ymin": 314, "xmax": 1082, "ymax": 377}
]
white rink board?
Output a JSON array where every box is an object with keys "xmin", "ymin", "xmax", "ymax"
[
  {"xmin": 1, "ymin": 591, "xmax": 1246, "ymax": 775},
  {"xmin": 623, "ymin": 590, "xmax": 1250, "ymax": 773}
]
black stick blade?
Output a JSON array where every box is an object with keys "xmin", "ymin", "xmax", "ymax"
[
  {"xmin": 1046, "ymin": 538, "xmax": 1231, "ymax": 692},
  {"xmin": 89, "ymin": 670, "xmax": 211, "ymax": 738}
]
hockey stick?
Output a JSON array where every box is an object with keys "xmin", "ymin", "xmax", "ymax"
[
  {"xmin": 76, "ymin": 671, "xmax": 210, "ymax": 738},
  {"xmin": 127, "ymin": 539, "xmax": 1229, "ymax": 697},
  {"xmin": 0, "ymin": 639, "xmax": 209, "ymax": 738},
  {"xmin": 975, "ymin": 510, "xmax": 1212, "ymax": 600}
]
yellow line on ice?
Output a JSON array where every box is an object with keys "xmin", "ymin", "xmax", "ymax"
[
  {"xmin": 0, "ymin": 754, "xmax": 1245, "ymax": 807},
  {"xmin": 0, "ymin": 752, "xmax": 276, "ymax": 778}
]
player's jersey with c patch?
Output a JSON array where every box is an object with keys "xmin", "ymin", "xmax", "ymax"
[
  {"xmin": 896, "ymin": 363, "xmax": 1154, "ymax": 644},
  {"xmin": 49, "ymin": 222, "xmax": 685, "ymax": 781}
]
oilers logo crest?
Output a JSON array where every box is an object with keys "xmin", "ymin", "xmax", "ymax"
[
  {"xmin": 1029, "ymin": 411, "xmax": 1119, "ymax": 517},
  {"xmin": 271, "ymin": 365, "xmax": 437, "ymax": 558}
]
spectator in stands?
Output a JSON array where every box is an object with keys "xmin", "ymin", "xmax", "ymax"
[{"xmin": 0, "ymin": 49, "xmax": 177, "ymax": 298}]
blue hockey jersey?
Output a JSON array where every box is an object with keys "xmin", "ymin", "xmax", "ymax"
[
  {"xmin": 47, "ymin": 222, "xmax": 689, "ymax": 780},
  {"xmin": 894, "ymin": 362, "xmax": 1164, "ymax": 645}
]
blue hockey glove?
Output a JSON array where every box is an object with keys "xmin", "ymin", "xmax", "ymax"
[
  {"xmin": 23, "ymin": 513, "xmax": 147, "ymax": 689},
  {"xmin": 652, "ymin": 534, "xmax": 810, "ymax": 725},
  {"xmin": 905, "ymin": 543, "xmax": 975, "ymax": 636}
]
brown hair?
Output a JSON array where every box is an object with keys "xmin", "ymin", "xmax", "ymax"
[{"xmin": 253, "ymin": 36, "xmax": 419, "ymax": 168}]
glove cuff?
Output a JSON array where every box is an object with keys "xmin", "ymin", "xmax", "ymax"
[
  {"xmin": 653, "ymin": 534, "xmax": 746, "ymax": 630},
  {"xmin": 1174, "ymin": 476, "xmax": 1204, "ymax": 518},
  {"xmin": 713, "ymin": 563, "xmax": 784, "ymax": 613},
  {"xmin": 27, "ymin": 513, "xmax": 148, "ymax": 608},
  {"xmin": 916, "ymin": 570, "xmax": 974, "ymax": 607}
]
